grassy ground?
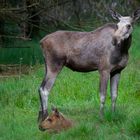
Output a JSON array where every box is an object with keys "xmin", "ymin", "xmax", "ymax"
[{"xmin": 0, "ymin": 26, "xmax": 140, "ymax": 140}]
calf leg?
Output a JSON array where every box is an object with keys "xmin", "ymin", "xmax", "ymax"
[
  {"xmin": 99, "ymin": 70, "xmax": 110, "ymax": 117},
  {"xmin": 110, "ymin": 72, "xmax": 120, "ymax": 112}
]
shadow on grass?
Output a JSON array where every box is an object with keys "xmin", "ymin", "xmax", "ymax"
[
  {"xmin": 128, "ymin": 116, "xmax": 140, "ymax": 137},
  {"xmin": 104, "ymin": 107, "xmax": 127, "ymax": 124}
]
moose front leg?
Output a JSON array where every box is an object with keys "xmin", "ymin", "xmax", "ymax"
[
  {"xmin": 110, "ymin": 72, "xmax": 120, "ymax": 112},
  {"xmin": 99, "ymin": 70, "xmax": 110, "ymax": 117}
]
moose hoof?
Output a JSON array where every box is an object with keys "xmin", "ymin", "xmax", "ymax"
[
  {"xmin": 38, "ymin": 110, "xmax": 48, "ymax": 123},
  {"xmin": 99, "ymin": 111, "xmax": 104, "ymax": 120}
]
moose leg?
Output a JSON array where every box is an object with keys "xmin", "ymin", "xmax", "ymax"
[
  {"xmin": 110, "ymin": 72, "xmax": 120, "ymax": 112},
  {"xmin": 38, "ymin": 72, "xmax": 56, "ymax": 122},
  {"xmin": 99, "ymin": 70, "xmax": 110, "ymax": 117},
  {"xmin": 38, "ymin": 64, "xmax": 62, "ymax": 122}
]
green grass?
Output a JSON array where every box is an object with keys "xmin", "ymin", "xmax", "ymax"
[
  {"xmin": 0, "ymin": 26, "xmax": 140, "ymax": 140},
  {"xmin": 0, "ymin": 38, "xmax": 43, "ymax": 65}
]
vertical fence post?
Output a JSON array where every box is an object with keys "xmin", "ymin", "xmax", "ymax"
[{"xmin": 19, "ymin": 57, "xmax": 23, "ymax": 79}]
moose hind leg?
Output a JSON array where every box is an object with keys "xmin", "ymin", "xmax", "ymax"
[
  {"xmin": 110, "ymin": 72, "xmax": 120, "ymax": 112},
  {"xmin": 38, "ymin": 67, "xmax": 60, "ymax": 122}
]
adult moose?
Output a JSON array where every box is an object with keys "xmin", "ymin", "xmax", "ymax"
[{"xmin": 38, "ymin": 8, "xmax": 140, "ymax": 125}]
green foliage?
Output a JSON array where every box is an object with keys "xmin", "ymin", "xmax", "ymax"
[{"xmin": 0, "ymin": 38, "xmax": 43, "ymax": 65}]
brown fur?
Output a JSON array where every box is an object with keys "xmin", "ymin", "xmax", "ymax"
[{"xmin": 39, "ymin": 108, "xmax": 73, "ymax": 132}]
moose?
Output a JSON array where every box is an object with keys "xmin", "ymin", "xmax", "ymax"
[{"xmin": 38, "ymin": 8, "xmax": 140, "ymax": 127}]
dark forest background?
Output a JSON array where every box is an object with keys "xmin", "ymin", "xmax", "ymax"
[{"xmin": 0, "ymin": 0, "xmax": 140, "ymax": 65}]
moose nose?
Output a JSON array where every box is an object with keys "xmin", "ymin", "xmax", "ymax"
[{"xmin": 127, "ymin": 24, "xmax": 131, "ymax": 29}]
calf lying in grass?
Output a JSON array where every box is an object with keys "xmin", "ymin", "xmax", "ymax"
[{"xmin": 39, "ymin": 108, "xmax": 73, "ymax": 132}]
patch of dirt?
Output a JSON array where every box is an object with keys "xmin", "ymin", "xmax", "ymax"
[{"xmin": 0, "ymin": 64, "xmax": 32, "ymax": 77}]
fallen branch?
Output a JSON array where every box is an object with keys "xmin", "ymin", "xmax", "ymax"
[{"xmin": 1, "ymin": 35, "xmax": 31, "ymax": 40}]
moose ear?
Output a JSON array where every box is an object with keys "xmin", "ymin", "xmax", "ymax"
[
  {"xmin": 109, "ymin": 8, "xmax": 122, "ymax": 20},
  {"xmin": 132, "ymin": 8, "xmax": 140, "ymax": 22}
]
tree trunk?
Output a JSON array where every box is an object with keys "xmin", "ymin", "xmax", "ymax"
[{"xmin": 0, "ymin": 20, "xmax": 5, "ymax": 47}]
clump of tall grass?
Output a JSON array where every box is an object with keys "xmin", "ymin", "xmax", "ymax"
[{"xmin": 0, "ymin": 38, "xmax": 43, "ymax": 65}]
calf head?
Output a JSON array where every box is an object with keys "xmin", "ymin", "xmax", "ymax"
[
  {"xmin": 39, "ymin": 107, "xmax": 73, "ymax": 132},
  {"xmin": 110, "ymin": 8, "xmax": 140, "ymax": 41}
]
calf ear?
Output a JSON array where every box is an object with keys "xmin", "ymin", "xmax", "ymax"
[
  {"xmin": 52, "ymin": 107, "xmax": 60, "ymax": 117},
  {"xmin": 132, "ymin": 8, "xmax": 140, "ymax": 22},
  {"xmin": 109, "ymin": 8, "xmax": 122, "ymax": 20}
]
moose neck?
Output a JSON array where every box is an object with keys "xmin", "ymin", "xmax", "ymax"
[
  {"xmin": 110, "ymin": 34, "xmax": 132, "ymax": 65},
  {"xmin": 120, "ymin": 35, "xmax": 132, "ymax": 54},
  {"xmin": 113, "ymin": 34, "xmax": 132, "ymax": 54}
]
